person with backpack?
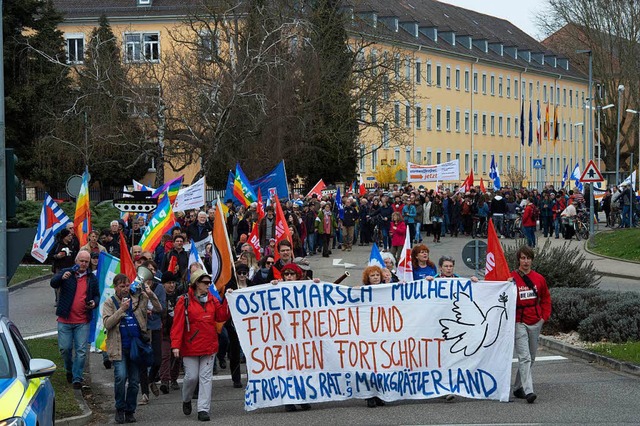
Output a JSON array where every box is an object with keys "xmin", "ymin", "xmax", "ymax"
[{"xmin": 522, "ymin": 197, "xmax": 537, "ymax": 248}]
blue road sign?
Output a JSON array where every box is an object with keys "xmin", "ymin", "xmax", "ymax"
[{"xmin": 532, "ymin": 159, "xmax": 543, "ymax": 169}]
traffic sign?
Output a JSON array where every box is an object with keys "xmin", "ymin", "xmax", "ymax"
[
  {"xmin": 532, "ymin": 159, "xmax": 543, "ymax": 169},
  {"xmin": 579, "ymin": 160, "xmax": 604, "ymax": 183}
]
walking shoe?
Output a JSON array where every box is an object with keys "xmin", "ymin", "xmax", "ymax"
[
  {"xmin": 171, "ymin": 380, "xmax": 180, "ymax": 390},
  {"xmin": 183, "ymin": 401, "xmax": 192, "ymax": 415},
  {"xmin": 103, "ymin": 359, "xmax": 112, "ymax": 369},
  {"xmin": 197, "ymin": 411, "xmax": 210, "ymax": 421},
  {"xmin": 139, "ymin": 394, "xmax": 149, "ymax": 405},
  {"xmin": 150, "ymin": 382, "xmax": 160, "ymax": 397},
  {"xmin": 513, "ymin": 388, "xmax": 526, "ymax": 399},
  {"xmin": 219, "ymin": 358, "xmax": 227, "ymax": 369},
  {"xmin": 285, "ymin": 404, "xmax": 297, "ymax": 412},
  {"xmin": 233, "ymin": 381, "xmax": 243, "ymax": 388},
  {"xmin": 66, "ymin": 372, "xmax": 72, "ymax": 383},
  {"xmin": 366, "ymin": 398, "xmax": 377, "ymax": 408},
  {"xmin": 72, "ymin": 381, "xmax": 83, "ymax": 390},
  {"xmin": 160, "ymin": 382, "xmax": 169, "ymax": 394},
  {"xmin": 526, "ymin": 393, "xmax": 537, "ymax": 404},
  {"xmin": 300, "ymin": 403, "xmax": 311, "ymax": 411},
  {"xmin": 374, "ymin": 397, "xmax": 385, "ymax": 406},
  {"xmin": 445, "ymin": 394, "xmax": 455, "ymax": 402},
  {"xmin": 115, "ymin": 410, "xmax": 125, "ymax": 424},
  {"xmin": 125, "ymin": 412, "xmax": 137, "ymax": 423}
]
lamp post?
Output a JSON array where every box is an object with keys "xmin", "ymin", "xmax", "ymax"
[{"xmin": 617, "ymin": 84, "xmax": 625, "ymax": 185}]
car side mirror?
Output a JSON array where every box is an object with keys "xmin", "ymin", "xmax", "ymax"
[{"xmin": 26, "ymin": 358, "xmax": 56, "ymax": 380}]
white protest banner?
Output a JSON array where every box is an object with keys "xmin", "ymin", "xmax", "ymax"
[
  {"xmin": 228, "ymin": 279, "xmax": 516, "ymax": 411},
  {"xmin": 408, "ymin": 159, "xmax": 460, "ymax": 182},
  {"xmin": 183, "ymin": 234, "xmax": 212, "ymax": 257},
  {"xmin": 173, "ymin": 177, "xmax": 206, "ymax": 212}
]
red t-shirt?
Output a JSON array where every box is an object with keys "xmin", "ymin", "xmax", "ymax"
[{"xmin": 58, "ymin": 274, "xmax": 89, "ymax": 324}]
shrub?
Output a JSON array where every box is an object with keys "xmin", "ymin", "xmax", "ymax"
[
  {"xmin": 578, "ymin": 299, "xmax": 640, "ymax": 343},
  {"xmin": 10, "ymin": 200, "xmax": 120, "ymax": 232},
  {"xmin": 505, "ymin": 239, "xmax": 601, "ymax": 288}
]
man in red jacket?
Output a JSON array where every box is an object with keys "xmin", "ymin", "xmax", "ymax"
[{"xmin": 511, "ymin": 245, "xmax": 552, "ymax": 404}]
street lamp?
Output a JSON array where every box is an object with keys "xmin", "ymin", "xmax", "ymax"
[{"xmin": 617, "ymin": 84, "xmax": 625, "ymax": 185}]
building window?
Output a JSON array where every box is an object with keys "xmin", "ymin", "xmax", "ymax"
[
  {"xmin": 436, "ymin": 152, "xmax": 442, "ymax": 164},
  {"xmin": 515, "ymin": 117, "xmax": 519, "ymax": 137},
  {"xmin": 455, "ymin": 68, "xmax": 460, "ymax": 90},
  {"xmin": 371, "ymin": 101, "xmax": 377, "ymax": 123},
  {"xmin": 426, "ymin": 62, "xmax": 432, "ymax": 84},
  {"xmin": 416, "ymin": 149, "xmax": 422, "ymax": 163},
  {"xmin": 464, "ymin": 69, "xmax": 469, "ymax": 92},
  {"xmin": 415, "ymin": 60, "xmax": 422, "ymax": 84},
  {"xmin": 426, "ymin": 106, "xmax": 432, "ymax": 130},
  {"xmin": 436, "ymin": 65, "xmax": 442, "ymax": 87},
  {"xmin": 556, "ymin": 87, "xmax": 560, "ymax": 105},
  {"xmin": 506, "ymin": 76, "xmax": 511, "ymax": 98},
  {"xmin": 506, "ymin": 116, "xmax": 511, "ymax": 136},
  {"xmin": 482, "ymin": 154, "xmax": 487, "ymax": 174},
  {"xmin": 426, "ymin": 150, "xmax": 432, "ymax": 165},
  {"xmin": 455, "ymin": 110, "xmax": 460, "ymax": 132},
  {"xmin": 383, "ymin": 122, "xmax": 390, "ymax": 148},
  {"xmin": 416, "ymin": 105, "xmax": 422, "ymax": 129},
  {"xmin": 360, "ymin": 145, "xmax": 365, "ymax": 171},
  {"xmin": 499, "ymin": 154, "xmax": 503, "ymax": 172},
  {"xmin": 473, "ymin": 153, "xmax": 478, "ymax": 172},
  {"xmin": 394, "ymin": 101, "xmax": 400, "ymax": 126},
  {"xmin": 436, "ymin": 107, "xmax": 442, "ymax": 130},
  {"xmin": 394, "ymin": 54, "xmax": 401, "ymax": 81},
  {"xmin": 473, "ymin": 72, "xmax": 478, "ymax": 93},
  {"xmin": 199, "ymin": 31, "xmax": 219, "ymax": 61},
  {"xmin": 465, "ymin": 153, "xmax": 470, "ymax": 172},
  {"xmin": 482, "ymin": 113, "xmax": 487, "ymax": 134},
  {"xmin": 490, "ymin": 75, "xmax": 495, "ymax": 95},
  {"xmin": 522, "ymin": 80, "xmax": 526, "ymax": 100},
  {"xmin": 447, "ymin": 152, "xmax": 451, "ymax": 162},
  {"xmin": 514, "ymin": 78, "xmax": 519, "ymax": 99},
  {"xmin": 395, "ymin": 148, "xmax": 400, "ymax": 164},
  {"xmin": 482, "ymin": 73, "xmax": 487, "ymax": 94},
  {"xmin": 507, "ymin": 155, "xmax": 511, "ymax": 170},
  {"xmin": 498, "ymin": 76, "xmax": 503, "ymax": 97},
  {"xmin": 550, "ymin": 85, "xmax": 554, "ymax": 104},
  {"xmin": 473, "ymin": 112, "xmax": 478, "ymax": 134},
  {"xmin": 405, "ymin": 103, "xmax": 411, "ymax": 127},
  {"xmin": 490, "ymin": 114, "xmax": 495, "ymax": 135},
  {"xmin": 498, "ymin": 115, "xmax": 503, "ymax": 136},
  {"xmin": 446, "ymin": 66, "xmax": 451, "ymax": 88},
  {"xmin": 569, "ymin": 89, "xmax": 573, "ymax": 107},
  {"xmin": 125, "ymin": 32, "xmax": 160, "ymax": 62},
  {"xmin": 529, "ymin": 82, "xmax": 533, "ymax": 100},
  {"xmin": 405, "ymin": 58, "xmax": 411, "ymax": 81},
  {"xmin": 372, "ymin": 148, "xmax": 377, "ymax": 170},
  {"xmin": 65, "ymin": 34, "xmax": 85, "ymax": 64},
  {"xmin": 129, "ymin": 85, "xmax": 160, "ymax": 117},
  {"xmin": 464, "ymin": 111, "xmax": 470, "ymax": 133},
  {"xmin": 406, "ymin": 149, "xmax": 411, "ymax": 164},
  {"xmin": 515, "ymin": 155, "xmax": 519, "ymax": 170},
  {"xmin": 543, "ymin": 84, "xmax": 548, "ymax": 103},
  {"xmin": 446, "ymin": 109, "xmax": 451, "ymax": 131}
]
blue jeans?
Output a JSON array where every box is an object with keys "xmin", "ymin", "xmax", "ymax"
[
  {"xmin": 554, "ymin": 217, "xmax": 562, "ymax": 238},
  {"xmin": 305, "ymin": 233, "xmax": 316, "ymax": 254},
  {"xmin": 114, "ymin": 349, "xmax": 140, "ymax": 413},
  {"xmin": 523, "ymin": 226, "xmax": 536, "ymax": 247},
  {"xmin": 381, "ymin": 226, "xmax": 390, "ymax": 250},
  {"xmin": 622, "ymin": 205, "xmax": 631, "ymax": 227},
  {"xmin": 414, "ymin": 222, "xmax": 422, "ymax": 242},
  {"xmin": 57, "ymin": 322, "xmax": 89, "ymax": 384},
  {"xmin": 442, "ymin": 213, "xmax": 450, "ymax": 236},
  {"xmin": 492, "ymin": 214, "xmax": 504, "ymax": 237}
]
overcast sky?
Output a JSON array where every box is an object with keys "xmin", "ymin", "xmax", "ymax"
[{"xmin": 439, "ymin": 0, "xmax": 548, "ymax": 40}]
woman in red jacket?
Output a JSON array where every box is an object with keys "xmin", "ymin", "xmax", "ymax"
[
  {"xmin": 171, "ymin": 269, "xmax": 230, "ymax": 422},
  {"xmin": 521, "ymin": 197, "xmax": 537, "ymax": 248},
  {"xmin": 389, "ymin": 212, "xmax": 407, "ymax": 261}
]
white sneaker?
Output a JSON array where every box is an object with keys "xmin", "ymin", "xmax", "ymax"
[{"xmin": 139, "ymin": 393, "xmax": 149, "ymax": 405}]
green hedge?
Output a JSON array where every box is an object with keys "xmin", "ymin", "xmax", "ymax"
[
  {"xmin": 546, "ymin": 288, "xmax": 640, "ymax": 343},
  {"xmin": 10, "ymin": 200, "xmax": 120, "ymax": 232}
]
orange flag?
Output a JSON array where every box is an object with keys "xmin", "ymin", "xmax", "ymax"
[
  {"xmin": 211, "ymin": 199, "xmax": 234, "ymax": 291},
  {"xmin": 119, "ymin": 231, "xmax": 137, "ymax": 282},
  {"xmin": 274, "ymin": 196, "xmax": 292, "ymax": 261},
  {"xmin": 479, "ymin": 178, "xmax": 486, "ymax": 194},
  {"xmin": 485, "ymin": 218, "xmax": 511, "ymax": 280}
]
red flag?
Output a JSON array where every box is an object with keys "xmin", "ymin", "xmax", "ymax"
[
  {"xmin": 256, "ymin": 188, "xmax": 265, "ymax": 223},
  {"xmin": 479, "ymin": 178, "xmax": 486, "ymax": 194},
  {"xmin": 359, "ymin": 174, "xmax": 367, "ymax": 197},
  {"xmin": 457, "ymin": 169, "xmax": 475, "ymax": 194},
  {"xmin": 396, "ymin": 230, "xmax": 413, "ymax": 282},
  {"xmin": 485, "ymin": 218, "xmax": 511, "ymax": 281},
  {"xmin": 119, "ymin": 231, "xmax": 137, "ymax": 282},
  {"xmin": 167, "ymin": 256, "xmax": 178, "ymax": 274},
  {"xmin": 247, "ymin": 224, "xmax": 262, "ymax": 260},
  {"xmin": 306, "ymin": 179, "xmax": 327, "ymax": 198},
  {"xmin": 273, "ymin": 196, "xmax": 292, "ymax": 261}
]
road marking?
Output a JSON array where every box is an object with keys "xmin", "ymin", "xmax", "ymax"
[
  {"xmin": 24, "ymin": 330, "xmax": 58, "ymax": 340},
  {"xmin": 512, "ymin": 355, "xmax": 566, "ymax": 363},
  {"xmin": 332, "ymin": 258, "xmax": 356, "ymax": 268}
]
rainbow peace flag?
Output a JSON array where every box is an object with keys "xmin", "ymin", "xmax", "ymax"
[
  {"xmin": 233, "ymin": 164, "xmax": 257, "ymax": 207},
  {"xmin": 139, "ymin": 192, "xmax": 177, "ymax": 251},
  {"xmin": 74, "ymin": 170, "xmax": 92, "ymax": 246},
  {"xmin": 152, "ymin": 175, "xmax": 183, "ymax": 205},
  {"xmin": 90, "ymin": 252, "xmax": 120, "ymax": 351}
]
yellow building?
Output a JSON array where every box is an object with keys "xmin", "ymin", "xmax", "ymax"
[{"xmin": 54, "ymin": 0, "xmax": 589, "ymax": 189}]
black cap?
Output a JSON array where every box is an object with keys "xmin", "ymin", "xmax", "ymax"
[{"xmin": 161, "ymin": 271, "xmax": 177, "ymax": 283}]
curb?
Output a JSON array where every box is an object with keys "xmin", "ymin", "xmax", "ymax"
[
  {"xmin": 581, "ymin": 240, "xmax": 640, "ymax": 280},
  {"xmin": 8, "ymin": 274, "xmax": 53, "ymax": 292},
  {"xmin": 56, "ymin": 388, "xmax": 93, "ymax": 426},
  {"xmin": 540, "ymin": 336, "xmax": 640, "ymax": 378}
]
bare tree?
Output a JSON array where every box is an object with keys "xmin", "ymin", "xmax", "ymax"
[{"xmin": 539, "ymin": 1, "xmax": 640, "ymax": 173}]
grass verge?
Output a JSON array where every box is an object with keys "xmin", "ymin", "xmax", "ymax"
[
  {"xmin": 26, "ymin": 338, "xmax": 83, "ymax": 419},
  {"xmin": 589, "ymin": 228, "xmax": 640, "ymax": 262},
  {"xmin": 9, "ymin": 264, "xmax": 51, "ymax": 287},
  {"xmin": 590, "ymin": 341, "xmax": 640, "ymax": 365}
]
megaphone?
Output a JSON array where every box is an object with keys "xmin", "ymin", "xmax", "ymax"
[{"xmin": 130, "ymin": 266, "xmax": 154, "ymax": 293}]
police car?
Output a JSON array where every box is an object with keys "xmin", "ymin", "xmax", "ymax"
[{"xmin": 0, "ymin": 315, "xmax": 56, "ymax": 426}]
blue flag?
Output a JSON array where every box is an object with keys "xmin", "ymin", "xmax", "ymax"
[
  {"xmin": 561, "ymin": 165, "xmax": 569, "ymax": 188},
  {"xmin": 336, "ymin": 187, "xmax": 344, "ymax": 220},
  {"xmin": 520, "ymin": 101, "xmax": 525, "ymax": 146},
  {"xmin": 528, "ymin": 101, "xmax": 533, "ymax": 146},
  {"xmin": 368, "ymin": 243, "xmax": 385, "ymax": 268},
  {"xmin": 223, "ymin": 161, "xmax": 289, "ymax": 205},
  {"xmin": 489, "ymin": 155, "xmax": 501, "ymax": 190},
  {"xmin": 571, "ymin": 163, "xmax": 583, "ymax": 191}
]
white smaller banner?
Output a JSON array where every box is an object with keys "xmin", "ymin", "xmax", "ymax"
[
  {"xmin": 408, "ymin": 159, "xmax": 460, "ymax": 182},
  {"xmin": 228, "ymin": 279, "xmax": 516, "ymax": 411},
  {"xmin": 183, "ymin": 234, "xmax": 212, "ymax": 257},
  {"xmin": 173, "ymin": 177, "xmax": 206, "ymax": 212}
]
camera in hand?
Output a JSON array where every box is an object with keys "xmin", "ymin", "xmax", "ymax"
[{"xmin": 71, "ymin": 264, "xmax": 80, "ymax": 273}]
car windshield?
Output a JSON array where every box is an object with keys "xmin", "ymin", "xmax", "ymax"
[{"xmin": 0, "ymin": 333, "xmax": 12, "ymax": 378}]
